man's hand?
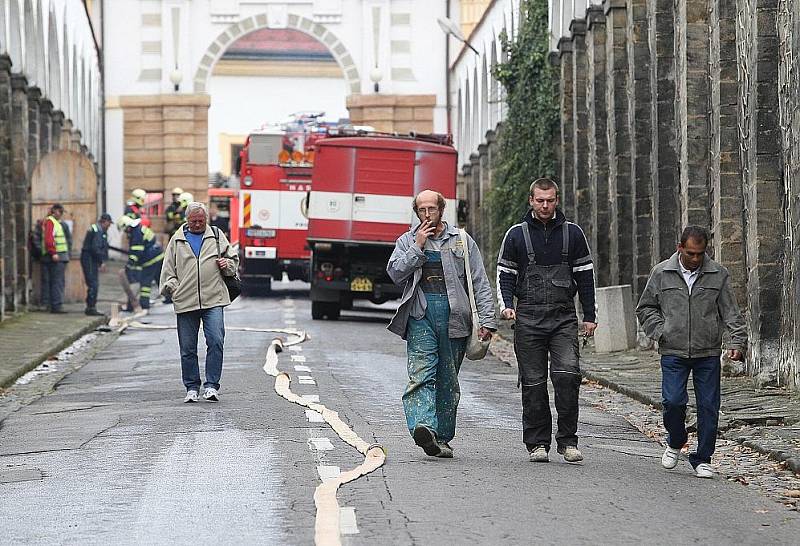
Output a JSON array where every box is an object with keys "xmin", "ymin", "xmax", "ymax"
[
  {"xmin": 99, "ymin": 263, "xmax": 107, "ymax": 273},
  {"xmin": 582, "ymin": 322, "xmax": 598, "ymax": 337},
  {"xmin": 501, "ymin": 308, "xmax": 516, "ymax": 321},
  {"xmin": 216, "ymin": 258, "xmax": 230, "ymax": 271},
  {"xmin": 415, "ymin": 220, "xmax": 436, "ymax": 249},
  {"xmin": 51, "ymin": 253, "xmax": 60, "ymax": 262},
  {"xmin": 478, "ymin": 327, "xmax": 493, "ymax": 342},
  {"xmin": 727, "ymin": 349, "xmax": 744, "ymax": 361}
]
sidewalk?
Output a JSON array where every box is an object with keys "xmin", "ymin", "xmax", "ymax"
[
  {"xmin": 491, "ymin": 320, "xmax": 800, "ymax": 474},
  {"xmin": 0, "ymin": 259, "xmax": 130, "ymax": 389}
]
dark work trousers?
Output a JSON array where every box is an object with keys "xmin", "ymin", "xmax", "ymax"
[
  {"xmin": 41, "ymin": 260, "xmax": 66, "ymax": 311},
  {"xmin": 661, "ymin": 355, "xmax": 721, "ymax": 467},
  {"xmin": 514, "ymin": 222, "xmax": 582, "ymax": 451},
  {"xmin": 80, "ymin": 254, "xmax": 100, "ymax": 308},
  {"xmin": 138, "ymin": 261, "xmax": 162, "ymax": 309}
]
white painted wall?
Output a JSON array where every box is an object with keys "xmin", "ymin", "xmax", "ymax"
[{"xmin": 206, "ymin": 73, "xmax": 349, "ymax": 173}]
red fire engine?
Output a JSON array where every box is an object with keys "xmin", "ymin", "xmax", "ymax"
[{"xmin": 307, "ymin": 133, "xmax": 458, "ymax": 320}]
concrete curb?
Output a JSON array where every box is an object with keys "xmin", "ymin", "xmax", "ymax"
[
  {"xmin": 0, "ymin": 316, "xmax": 107, "ymax": 389},
  {"xmin": 491, "ymin": 333, "xmax": 800, "ymax": 475}
]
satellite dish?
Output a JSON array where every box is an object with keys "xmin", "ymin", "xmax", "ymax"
[{"xmin": 437, "ymin": 16, "xmax": 466, "ymax": 42}]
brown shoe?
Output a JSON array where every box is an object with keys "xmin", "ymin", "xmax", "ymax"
[{"xmin": 412, "ymin": 425, "xmax": 443, "ymax": 457}]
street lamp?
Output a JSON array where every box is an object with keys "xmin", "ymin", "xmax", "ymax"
[
  {"xmin": 370, "ymin": 67, "xmax": 383, "ymax": 93},
  {"xmin": 169, "ymin": 69, "xmax": 182, "ymax": 92},
  {"xmin": 437, "ymin": 16, "xmax": 478, "ymax": 55}
]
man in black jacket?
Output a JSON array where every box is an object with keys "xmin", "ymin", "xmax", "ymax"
[
  {"xmin": 80, "ymin": 213, "xmax": 112, "ymax": 316},
  {"xmin": 497, "ymin": 178, "xmax": 597, "ymax": 463}
]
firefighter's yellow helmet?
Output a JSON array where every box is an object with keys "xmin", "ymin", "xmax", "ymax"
[
  {"xmin": 171, "ymin": 187, "xmax": 184, "ymax": 195},
  {"xmin": 130, "ymin": 188, "xmax": 146, "ymax": 206},
  {"xmin": 178, "ymin": 192, "xmax": 194, "ymax": 205},
  {"xmin": 116, "ymin": 215, "xmax": 134, "ymax": 230}
]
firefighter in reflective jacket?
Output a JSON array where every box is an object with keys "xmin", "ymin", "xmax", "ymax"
[
  {"xmin": 119, "ymin": 216, "xmax": 164, "ymax": 310},
  {"xmin": 164, "ymin": 187, "xmax": 188, "ymax": 237},
  {"xmin": 124, "ymin": 188, "xmax": 151, "ymax": 228}
]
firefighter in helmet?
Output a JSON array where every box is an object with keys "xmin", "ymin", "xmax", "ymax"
[
  {"xmin": 124, "ymin": 188, "xmax": 151, "ymax": 227},
  {"xmin": 117, "ymin": 215, "xmax": 164, "ymax": 313},
  {"xmin": 165, "ymin": 187, "xmax": 186, "ymax": 237}
]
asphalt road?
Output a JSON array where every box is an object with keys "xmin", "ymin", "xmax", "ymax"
[{"xmin": 1, "ymin": 282, "xmax": 798, "ymax": 545}]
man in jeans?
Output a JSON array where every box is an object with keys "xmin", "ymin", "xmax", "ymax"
[
  {"xmin": 636, "ymin": 226, "xmax": 747, "ymax": 478},
  {"xmin": 160, "ymin": 202, "xmax": 239, "ymax": 403}
]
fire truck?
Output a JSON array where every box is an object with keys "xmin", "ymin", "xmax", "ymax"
[
  {"xmin": 307, "ymin": 133, "xmax": 458, "ymax": 320},
  {"xmin": 230, "ymin": 113, "xmax": 343, "ymax": 294}
]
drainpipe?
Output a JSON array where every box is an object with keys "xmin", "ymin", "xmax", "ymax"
[
  {"xmin": 99, "ymin": 0, "xmax": 107, "ymax": 212},
  {"xmin": 445, "ymin": 0, "xmax": 451, "ymax": 136}
]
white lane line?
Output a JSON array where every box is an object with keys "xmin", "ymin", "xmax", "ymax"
[
  {"xmin": 317, "ymin": 466, "xmax": 341, "ymax": 482},
  {"xmin": 339, "ymin": 507, "xmax": 359, "ymax": 535},
  {"xmin": 309, "ymin": 438, "xmax": 335, "ymax": 451},
  {"xmin": 302, "ymin": 394, "xmax": 320, "ymax": 403},
  {"xmin": 299, "ymin": 378, "xmax": 317, "ymax": 385},
  {"xmin": 291, "ymin": 355, "xmax": 307, "ymax": 362},
  {"xmin": 288, "ymin": 345, "xmax": 303, "ymax": 352},
  {"xmin": 285, "ymin": 319, "xmax": 297, "ymax": 325},
  {"xmin": 306, "ymin": 409, "xmax": 325, "ymax": 423},
  {"xmin": 294, "ymin": 365, "xmax": 312, "ymax": 372}
]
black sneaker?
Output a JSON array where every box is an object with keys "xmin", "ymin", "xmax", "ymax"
[
  {"xmin": 50, "ymin": 307, "xmax": 67, "ymax": 314},
  {"xmin": 412, "ymin": 425, "xmax": 443, "ymax": 457},
  {"xmin": 85, "ymin": 308, "xmax": 103, "ymax": 316}
]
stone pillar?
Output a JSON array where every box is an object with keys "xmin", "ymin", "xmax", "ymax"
[
  {"xmin": 587, "ymin": 7, "xmax": 611, "ymax": 287},
  {"xmin": 559, "ymin": 38, "xmax": 575, "ymax": 218},
  {"xmin": 469, "ymin": 153, "xmax": 481, "ymax": 243},
  {"xmin": 675, "ymin": 0, "xmax": 712, "ymax": 227},
  {"xmin": 0, "ymin": 56, "xmax": 11, "ymax": 321},
  {"xmin": 477, "ymin": 141, "xmax": 492, "ymax": 266},
  {"xmin": 605, "ymin": 0, "xmax": 633, "ymax": 286},
  {"xmin": 710, "ymin": 0, "xmax": 746, "ymax": 308},
  {"xmin": 346, "ymin": 94, "xmax": 437, "ymax": 134},
  {"xmin": 572, "ymin": 19, "xmax": 592, "ymax": 235},
  {"xmin": 51, "ymin": 111, "xmax": 64, "ymax": 152},
  {"xmin": 737, "ymin": 0, "xmax": 784, "ymax": 384},
  {"xmin": 20, "ymin": 87, "xmax": 41, "ymax": 308},
  {"xmin": 627, "ymin": 0, "xmax": 654, "ymax": 298},
  {"xmin": 39, "ymin": 99, "xmax": 52, "ymax": 155},
  {"xmin": 10, "ymin": 75, "xmax": 29, "ymax": 311},
  {"xmin": 651, "ymin": 0, "xmax": 681, "ymax": 260}
]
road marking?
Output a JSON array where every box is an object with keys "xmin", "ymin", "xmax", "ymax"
[
  {"xmin": 339, "ymin": 507, "xmax": 359, "ymax": 535},
  {"xmin": 285, "ymin": 319, "xmax": 297, "ymax": 325},
  {"xmin": 299, "ymin": 377, "xmax": 317, "ymax": 385},
  {"xmin": 309, "ymin": 438, "xmax": 335, "ymax": 451},
  {"xmin": 291, "ymin": 355, "xmax": 307, "ymax": 362},
  {"xmin": 317, "ymin": 465, "xmax": 341, "ymax": 481},
  {"xmin": 289, "ymin": 345, "xmax": 303, "ymax": 352},
  {"xmin": 306, "ymin": 409, "xmax": 325, "ymax": 423},
  {"xmin": 294, "ymin": 365, "xmax": 312, "ymax": 372},
  {"xmin": 302, "ymin": 394, "xmax": 320, "ymax": 403}
]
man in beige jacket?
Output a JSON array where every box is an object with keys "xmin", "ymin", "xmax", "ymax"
[{"xmin": 160, "ymin": 202, "xmax": 239, "ymax": 403}]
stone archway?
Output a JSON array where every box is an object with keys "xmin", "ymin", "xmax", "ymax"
[{"xmin": 193, "ymin": 13, "xmax": 361, "ymax": 95}]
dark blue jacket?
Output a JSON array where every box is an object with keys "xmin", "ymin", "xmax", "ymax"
[{"xmin": 81, "ymin": 223, "xmax": 109, "ymax": 262}]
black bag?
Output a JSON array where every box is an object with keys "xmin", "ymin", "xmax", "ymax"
[{"xmin": 212, "ymin": 227, "xmax": 241, "ymax": 301}]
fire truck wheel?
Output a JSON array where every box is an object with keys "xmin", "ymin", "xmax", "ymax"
[
  {"xmin": 242, "ymin": 277, "xmax": 272, "ymax": 297},
  {"xmin": 311, "ymin": 301, "xmax": 340, "ymax": 320}
]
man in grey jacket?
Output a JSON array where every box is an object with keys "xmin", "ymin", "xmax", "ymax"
[
  {"xmin": 636, "ymin": 225, "xmax": 747, "ymax": 479},
  {"xmin": 388, "ymin": 189, "xmax": 497, "ymax": 458}
]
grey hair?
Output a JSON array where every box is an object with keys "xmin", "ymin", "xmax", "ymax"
[{"xmin": 185, "ymin": 202, "xmax": 209, "ymax": 219}]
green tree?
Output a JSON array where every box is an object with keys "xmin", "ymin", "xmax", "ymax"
[{"xmin": 490, "ymin": 0, "xmax": 559, "ymax": 235}]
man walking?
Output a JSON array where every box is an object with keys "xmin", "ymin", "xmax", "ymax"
[
  {"xmin": 636, "ymin": 226, "xmax": 747, "ymax": 478},
  {"xmin": 80, "ymin": 213, "xmax": 112, "ymax": 316},
  {"xmin": 41, "ymin": 203, "xmax": 70, "ymax": 314},
  {"xmin": 496, "ymin": 178, "xmax": 597, "ymax": 463},
  {"xmin": 387, "ymin": 190, "xmax": 496, "ymax": 458},
  {"xmin": 160, "ymin": 202, "xmax": 239, "ymax": 403}
]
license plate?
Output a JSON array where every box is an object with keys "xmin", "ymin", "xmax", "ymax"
[
  {"xmin": 246, "ymin": 228, "xmax": 276, "ymax": 238},
  {"xmin": 350, "ymin": 277, "xmax": 373, "ymax": 292}
]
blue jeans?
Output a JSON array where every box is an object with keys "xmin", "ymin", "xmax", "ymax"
[
  {"xmin": 661, "ymin": 355, "xmax": 721, "ymax": 467},
  {"xmin": 403, "ymin": 293, "xmax": 467, "ymax": 443},
  {"xmin": 177, "ymin": 306, "xmax": 225, "ymax": 391}
]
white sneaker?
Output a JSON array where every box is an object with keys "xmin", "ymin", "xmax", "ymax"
[
  {"xmin": 529, "ymin": 446, "xmax": 549, "ymax": 463},
  {"xmin": 694, "ymin": 463, "xmax": 714, "ymax": 479},
  {"xmin": 184, "ymin": 390, "xmax": 198, "ymax": 403},
  {"xmin": 661, "ymin": 446, "xmax": 680, "ymax": 469},
  {"xmin": 560, "ymin": 446, "xmax": 584, "ymax": 463},
  {"xmin": 203, "ymin": 388, "xmax": 219, "ymax": 402}
]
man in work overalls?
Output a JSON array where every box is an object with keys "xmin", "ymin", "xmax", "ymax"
[{"xmin": 496, "ymin": 178, "xmax": 597, "ymax": 463}]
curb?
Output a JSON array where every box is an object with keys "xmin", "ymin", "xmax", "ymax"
[
  {"xmin": 0, "ymin": 316, "xmax": 107, "ymax": 389},
  {"xmin": 491, "ymin": 333, "xmax": 800, "ymax": 476}
]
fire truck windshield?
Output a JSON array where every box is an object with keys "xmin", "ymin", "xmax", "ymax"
[{"xmin": 249, "ymin": 134, "xmax": 283, "ymax": 164}]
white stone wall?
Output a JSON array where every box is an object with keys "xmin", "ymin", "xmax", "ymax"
[{"xmin": 0, "ymin": 0, "xmax": 103, "ymax": 159}]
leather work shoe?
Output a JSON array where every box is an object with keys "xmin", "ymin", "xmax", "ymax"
[
  {"xmin": 85, "ymin": 308, "xmax": 104, "ymax": 316},
  {"xmin": 434, "ymin": 442, "xmax": 454, "ymax": 458},
  {"xmin": 412, "ymin": 425, "xmax": 443, "ymax": 457},
  {"xmin": 529, "ymin": 446, "xmax": 549, "ymax": 463},
  {"xmin": 558, "ymin": 445, "xmax": 584, "ymax": 463}
]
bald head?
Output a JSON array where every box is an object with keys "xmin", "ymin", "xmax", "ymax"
[{"xmin": 412, "ymin": 190, "xmax": 445, "ymax": 214}]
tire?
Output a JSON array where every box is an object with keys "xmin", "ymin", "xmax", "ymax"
[
  {"xmin": 243, "ymin": 277, "xmax": 272, "ymax": 297},
  {"xmin": 312, "ymin": 301, "xmax": 325, "ymax": 320},
  {"xmin": 311, "ymin": 301, "xmax": 340, "ymax": 320}
]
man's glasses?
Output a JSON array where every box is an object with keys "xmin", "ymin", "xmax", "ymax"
[{"xmin": 417, "ymin": 207, "xmax": 440, "ymax": 214}]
